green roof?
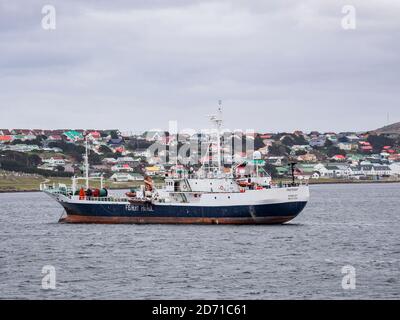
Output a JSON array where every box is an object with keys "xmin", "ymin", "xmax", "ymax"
[
  {"xmin": 347, "ymin": 154, "xmax": 364, "ymax": 160},
  {"xmin": 64, "ymin": 130, "xmax": 83, "ymax": 140}
]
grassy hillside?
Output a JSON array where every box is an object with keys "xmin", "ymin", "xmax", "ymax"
[
  {"xmin": 374, "ymin": 122, "xmax": 400, "ymax": 134},
  {"xmin": 0, "ymin": 173, "xmax": 163, "ymax": 192}
]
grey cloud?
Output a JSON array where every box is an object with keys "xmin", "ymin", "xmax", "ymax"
[{"xmin": 0, "ymin": 0, "xmax": 399, "ymax": 132}]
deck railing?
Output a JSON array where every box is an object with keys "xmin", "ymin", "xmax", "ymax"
[{"xmin": 83, "ymin": 196, "xmax": 129, "ymax": 203}]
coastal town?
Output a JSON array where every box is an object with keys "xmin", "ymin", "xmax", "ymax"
[{"xmin": 1, "ymin": 122, "xmax": 400, "ymax": 191}]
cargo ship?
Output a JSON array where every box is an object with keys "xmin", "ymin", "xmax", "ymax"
[{"xmin": 41, "ymin": 107, "xmax": 309, "ymax": 224}]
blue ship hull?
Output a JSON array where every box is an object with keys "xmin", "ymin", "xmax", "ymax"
[{"xmin": 58, "ymin": 201, "xmax": 307, "ymax": 224}]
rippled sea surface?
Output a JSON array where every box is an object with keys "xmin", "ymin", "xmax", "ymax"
[{"xmin": 0, "ymin": 183, "xmax": 399, "ymax": 299}]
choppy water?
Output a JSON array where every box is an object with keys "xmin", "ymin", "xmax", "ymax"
[{"xmin": 0, "ymin": 183, "xmax": 399, "ymax": 299}]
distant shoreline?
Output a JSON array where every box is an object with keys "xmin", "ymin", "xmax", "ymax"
[
  {"xmin": 1, "ymin": 179, "xmax": 399, "ymax": 194},
  {"xmin": 0, "ymin": 186, "xmax": 135, "ymax": 194}
]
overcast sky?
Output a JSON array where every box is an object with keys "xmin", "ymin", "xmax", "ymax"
[{"xmin": 1, "ymin": 0, "xmax": 399, "ymax": 133}]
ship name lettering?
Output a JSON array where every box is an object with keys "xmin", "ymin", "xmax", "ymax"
[{"xmin": 125, "ymin": 204, "xmax": 154, "ymax": 212}]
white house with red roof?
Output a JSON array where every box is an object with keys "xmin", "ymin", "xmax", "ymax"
[
  {"xmin": 331, "ymin": 154, "xmax": 346, "ymax": 161},
  {"xmin": 87, "ymin": 131, "xmax": 101, "ymax": 140}
]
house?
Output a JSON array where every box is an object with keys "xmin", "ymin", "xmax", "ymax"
[
  {"xmin": 112, "ymin": 146, "xmax": 125, "ymax": 154},
  {"xmin": 87, "ymin": 131, "xmax": 101, "ymax": 140},
  {"xmin": 8, "ymin": 144, "xmax": 40, "ymax": 152},
  {"xmin": 291, "ymin": 145, "xmax": 312, "ymax": 152},
  {"xmin": 0, "ymin": 135, "xmax": 13, "ymax": 143},
  {"xmin": 102, "ymin": 158, "xmax": 117, "ymax": 165},
  {"xmin": 346, "ymin": 134, "xmax": 360, "ymax": 142},
  {"xmin": 265, "ymin": 156, "xmax": 284, "ymax": 166},
  {"xmin": 145, "ymin": 165, "xmax": 165, "ymax": 176},
  {"xmin": 259, "ymin": 134, "xmax": 273, "ymax": 139},
  {"xmin": 134, "ymin": 149, "xmax": 150, "ymax": 158},
  {"xmin": 389, "ymin": 163, "xmax": 400, "ymax": 176},
  {"xmin": 11, "ymin": 129, "xmax": 33, "ymax": 135},
  {"xmin": 116, "ymin": 157, "xmax": 136, "ymax": 165},
  {"xmin": 314, "ymin": 163, "xmax": 351, "ymax": 178},
  {"xmin": 143, "ymin": 130, "xmax": 166, "ymax": 142},
  {"xmin": 297, "ymin": 153, "xmax": 317, "ymax": 162},
  {"xmin": 47, "ymin": 135, "xmax": 63, "ymax": 142},
  {"xmin": 12, "ymin": 134, "xmax": 37, "ymax": 141},
  {"xmin": 37, "ymin": 164, "xmax": 56, "ymax": 171},
  {"xmin": 373, "ymin": 165, "xmax": 392, "ymax": 176},
  {"xmin": 111, "ymin": 164, "xmax": 133, "ymax": 172},
  {"xmin": 350, "ymin": 165, "xmax": 392, "ymax": 177},
  {"xmin": 43, "ymin": 156, "xmax": 66, "ymax": 167},
  {"xmin": 63, "ymin": 164, "xmax": 76, "ymax": 173},
  {"xmin": 295, "ymin": 164, "xmax": 319, "ymax": 179},
  {"xmin": 346, "ymin": 154, "xmax": 364, "ymax": 163},
  {"xmin": 0, "ymin": 129, "xmax": 11, "ymax": 136},
  {"xmin": 331, "ymin": 154, "xmax": 346, "ymax": 161},
  {"xmin": 388, "ymin": 154, "xmax": 400, "ymax": 162},
  {"xmin": 309, "ymin": 131, "xmax": 321, "ymax": 137},
  {"xmin": 110, "ymin": 172, "xmax": 144, "ymax": 182},
  {"xmin": 32, "ymin": 129, "xmax": 44, "ymax": 136},
  {"xmin": 309, "ymin": 136, "xmax": 326, "ymax": 147},
  {"xmin": 359, "ymin": 141, "xmax": 373, "ymax": 153},
  {"xmin": 325, "ymin": 134, "xmax": 338, "ymax": 143},
  {"xmin": 295, "ymin": 172, "xmax": 319, "ymax": 180},
  {"xmin": 63, "ymin": 130, "xmax": 84, "ymax": 142},
  {"xmin": 337, "ymin": 142, "xmax": 354, "ymax": 151},
  {"xmin": 108, "ymin": 138, "xmax": 124, "ymax": 147}
]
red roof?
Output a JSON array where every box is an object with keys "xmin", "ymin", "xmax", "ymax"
[
  {"xmin": 0, "ymin": 135, "xmax": 12, "ymax": 141},
  {"xmin": 49, "ymin": 135, "xmax": 62, "ymax": 140},
  {"xmin": 388, "ymin": 154, "xmax": 400, "ymax": 160},
  {"xmin": 333, "ymin": 155, "xmax": 346, "ymax": 159},
  {"xmin": 89, "ymin": 131, "xmax": 101, "ymax": 138}
]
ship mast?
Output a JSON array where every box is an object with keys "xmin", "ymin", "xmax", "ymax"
[
  {"xmin": 209, "ymin": 100, "xmax": 223, "ymax": 174},
  {"xmin": 84, "ymin": 135, "xmax": 89, "ymax": 189}
]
